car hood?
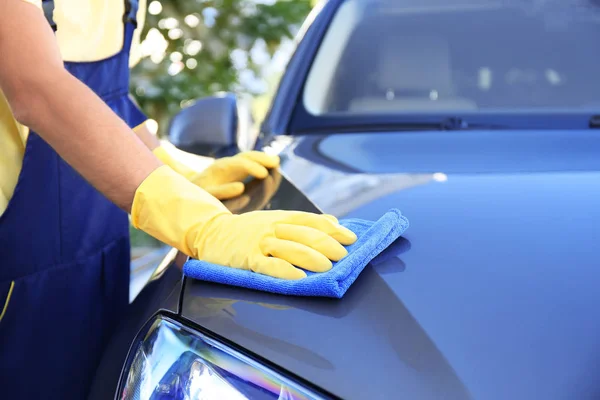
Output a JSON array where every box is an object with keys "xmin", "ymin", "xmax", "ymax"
[{"xmin": 182, "ymin": 129, "xmax": 600, "ymax": 400}]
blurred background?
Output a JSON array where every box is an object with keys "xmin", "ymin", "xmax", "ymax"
[
  {"xmin": 131, "ymin": 0, "xmax": 316, "ymax": 135},
  {"xmin": 128, "ymin": 0, "xmax": 316, "ymax": 289}
]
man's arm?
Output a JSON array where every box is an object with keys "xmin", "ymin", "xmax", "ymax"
[
  {"xmin": 0, "ymin": 0, "xmax": 162, "ymax": 212},
  {"xmin": 133, "ymin": 121, "xmax": 162, "ymax": 151},
  {"xmin": 0, "ymin": 0, "xmax": 359, "ymax": 280}
]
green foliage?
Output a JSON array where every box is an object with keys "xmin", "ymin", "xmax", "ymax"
[{"xmin": 130, "ymin": 0, "xmax": 312, "ymax": 134}]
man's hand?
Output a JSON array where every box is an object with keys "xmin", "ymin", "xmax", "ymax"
[
  {"xmin": 153, "ymin": 144, "xmax": 280, "ymax": 200},
  {"xmin": 132, "ymin": 166, "xmax": 357, "ymax": 280},
  {"xmin": 222, "ymin": 168, "xmax": 282, "ymax": 213},
  {"xmin": 191, "ymin": 151, "xmax": 280, "ymax": 200}
]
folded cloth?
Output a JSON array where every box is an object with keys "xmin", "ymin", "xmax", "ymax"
[{"xmin": 183, "ymin": 208, "xmax": 409, "ymax": 298}]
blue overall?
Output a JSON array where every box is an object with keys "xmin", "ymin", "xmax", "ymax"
[{"xmin": 0, "ymin": 3, "xmax": 146, "ymax": 398}]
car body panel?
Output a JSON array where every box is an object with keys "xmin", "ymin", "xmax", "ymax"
[{"xmin": 181, "ymin": 129, "xmax": 600, "ymax": 399}]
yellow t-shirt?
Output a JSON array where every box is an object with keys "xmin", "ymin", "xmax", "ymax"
[{"xmin": 0, "ymin": 0, "xmax": 146, "ymax": 215}]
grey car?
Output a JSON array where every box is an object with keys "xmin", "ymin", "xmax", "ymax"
[{"xmin": 89, "ymin": 0, "xmax": 600, "ymax": 399}]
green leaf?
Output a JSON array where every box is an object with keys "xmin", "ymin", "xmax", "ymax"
[{"xmin": 130, "ymin": 0, "xmax": 313, "ymax": 136}]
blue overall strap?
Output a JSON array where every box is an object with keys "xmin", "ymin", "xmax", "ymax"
[
  {"xmin": 0, "ymin": 4, "xmax": 146, "ymax": 399},
  {"xmin": 124, "ymin": 0, "xmax": 139, "ymax": 27},
  {"xmin": 42, "ymin": 0, "xmax": 57, "ymax": 31},
  {"xmin": 43, "ymin": 0, "xmax": 140, "ymax": 30}
]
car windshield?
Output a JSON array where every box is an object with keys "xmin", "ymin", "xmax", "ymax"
[{"xmin": 303, "ymin": 0, "xmax": 600, "ymax": 116}]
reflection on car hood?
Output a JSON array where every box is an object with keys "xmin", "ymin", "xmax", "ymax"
[{"xmin": 182, "ymin": 130, "xmax": 600, "ymax": 400}]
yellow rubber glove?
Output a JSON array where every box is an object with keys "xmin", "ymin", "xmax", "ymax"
[
  {"xmin": 152, "ymin": 145, "xmax": 199, "ymax": 181},
  {"xmin": 132, "ymin": 166, "xmax": 358, "ymax": 280},
  {"xmin": 191, "ymin": 151, "xmax": 280, "ymax": 200},
  {"xmin": 153, "ymin": 146, "xmax": 280, "ymax": 200},
  {"xmin": 222, "ymin": 168, "xmax": 282, "ymax": 213}
]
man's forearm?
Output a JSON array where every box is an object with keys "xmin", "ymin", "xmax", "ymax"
[
  {"xmin": 134, "ymin": 121, "xmax": 218, "ymax": 178},
  {"xmin": 0, "ymin": 0, "xmax": 161, "ymax": 212},
  {"xmin": 133, "ymin": 120, "xmax": 161, "ymax": 151},
  {"xmin": 19, "ymin": 70, "xmax": 162, "ymax": 211}
]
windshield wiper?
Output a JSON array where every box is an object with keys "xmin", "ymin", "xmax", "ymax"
[
  {"xmin": 590, "ymin": 115, "xmax": 600, "ymax": 128},
  {"xmin": 440, "ymin": 117, "xmax": 469, "ymax": 130},
  {"xmin": 293, "ymin": 117, "xmax": 506, "ymax": 135},
  {"xmin": 439, "ymin": 117, "xmax": 506, "ymax": 131}
]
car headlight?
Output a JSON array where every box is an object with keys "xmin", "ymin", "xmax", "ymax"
[{"xmin": 118, "ymin": 315, "xmax": 325, "ymax": 400}]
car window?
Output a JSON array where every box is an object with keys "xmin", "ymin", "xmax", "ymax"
[{"xmin": 303, "ymin": 0, "xmax": 600, "ymax": 115}]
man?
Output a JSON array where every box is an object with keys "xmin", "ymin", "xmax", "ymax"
[{"xmin": 0, "ymin": 0, "xmax": 356, "ymax": 397}]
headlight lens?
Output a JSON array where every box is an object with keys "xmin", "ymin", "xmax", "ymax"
[{"xmin": 119, "ymin": 316, "xmax": 324, "ymax": 400}]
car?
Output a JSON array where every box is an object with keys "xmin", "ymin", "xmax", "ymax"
[{"xmin": 88, "ymin": 0, "xmax": 600, "ymax": 399}]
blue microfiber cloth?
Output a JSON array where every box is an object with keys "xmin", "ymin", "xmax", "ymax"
[{"xmin": 183, "ymin": 208, "xmax": 409, "ymax": 298}]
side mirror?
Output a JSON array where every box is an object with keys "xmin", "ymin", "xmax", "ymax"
[{"xmin": 168, "ymin": 93, "xmax": 257, "ymax": 157}]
